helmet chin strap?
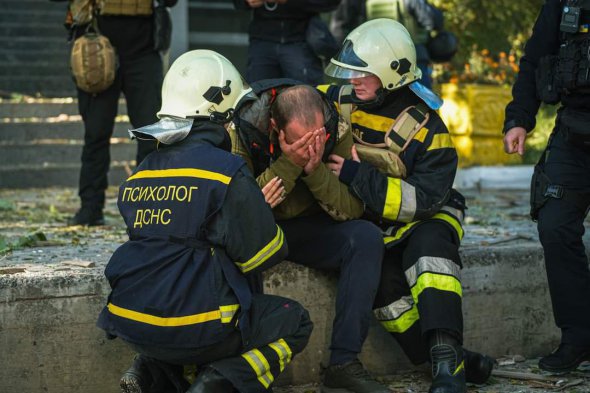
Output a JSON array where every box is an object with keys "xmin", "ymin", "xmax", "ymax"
[{"xmin": 209, "ymin": 108, "xmax": 234, "ymax": 124}]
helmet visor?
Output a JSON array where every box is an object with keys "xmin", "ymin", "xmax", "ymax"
[{"xmin": 325, "ymin": 62, "xmax": 373, "ymax": 80}]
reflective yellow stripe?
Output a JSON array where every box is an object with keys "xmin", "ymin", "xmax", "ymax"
[
  {"xmin": 427, "ymin": 133, "xmax": 454, "ymax": 151},
  {"xmin": 219, "ymin": 304, "xmax": 240, "ymax": 323},
  {"xmin": 378, "ymin": 305, "xmax": 420, "ymax": 334},
  {"xmin": 127, "ymin": 168, "xmax": 231, "ymax": 185},
  {"xmin": 410, "ymin": 272, "xmax": 463, "ymax": 302},
  {"xmin": 107, "ymin": 303, "xmax": 221, "ymax": 327},
  {"xmin": 382, "ymin": 177, "xmax": 402, "ymax": 221},
  {"xmin": 383, "ymin": 211, "xmax": 463, "ymax": 245},
  {"xmin": 236, "ymin": 226, "xmax": 284, "ymax": 273},
  {"xmin": 413, "ymin": 128, "xmax": 429, "ymax": 143},
  {"xmin": 432, "ymin": 212, "xmax": 464, "ymax": 240},
  {"xmin": 454, "ymin": 360, "xmax": 465, "ymax": 376},
  {"xmin": 316, "ymin": 84, "xmax": 330, "ymax": 94},
  {"xmin": 268, "ymin": 338, "xmax": 292, "ymax": 372},
  {"xmin": 351, "ymin": 111, "xmax": 396, "ymax": 133},
  {"xmin": 242, "ymin": 349, "xmax": 273, "ymax": 388}
]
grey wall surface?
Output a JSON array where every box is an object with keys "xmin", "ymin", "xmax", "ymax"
[{"xmin": 0, "ymin": 242, "xmax": 562, "ymax": 393}]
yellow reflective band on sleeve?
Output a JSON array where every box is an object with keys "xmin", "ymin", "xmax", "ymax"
[
  {"xmin": 268, "ymin": 338, "xmax": 293, "ymax": 372},
  {"xmin": 432, "ymin": 212, "xmax": 464, "ymax": 240},
  {"xmin": 410, "ymin": 272, "xmax": 463, "ymax": 302},
  {"xmin": 427, "ymin": 133, "xmax": 454, "ymax": 151},
  {"xmin": 383, "ymin": 221, "xmax": 418, "ymax": 245},
  {"xmin": 382, "ymin": 177, "xmax": 402, "ymax": 221},
  {"xmin": 242, "ymin": 349, "xmax": 274, "ymax": 388},
  {"xmin": 127, "ymin": 168, "xmax": 231, "ymax": 185},
  {"xmin": 107, "ymin": 303, "xmax": 221, "ymax": 327},
  {"xmin": 413, "ymin": 128, "xmax": 429, "ymax": 143},
  {"xmin": 219, "ymin": 304, "xmax": 240, "ymax": 323},
  {"xmin": 236, "ymin": 225, "xmax": 284, "ymax": 273},
  {"xmin": 379, "ymin": 306, "xmax": 420, "ymax": 334}
]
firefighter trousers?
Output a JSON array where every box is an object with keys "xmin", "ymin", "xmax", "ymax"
[
  {"xmin": 373, "ymin": 220, "xmax": 463, "ymax": 365},
  {"xmin": 128, "ymin": 294, "xmax": 313, "ymax": 393}
]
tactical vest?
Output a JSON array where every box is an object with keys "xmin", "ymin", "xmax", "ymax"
[
  {"xmin": 366, "ymin": 0, "xmax": 429, "ymax": 45},
  {"xmin": 233, "ymin": 78, "xmax": 341, "ymax": 177},
  {"xmin": 338, "ymin": 85, "xmax": 430, "ymax": 178},
  {"xmin": 98, "ymin": 141, "xmax": 250, "ymax": 348},
  {"xmin": 537, "ymin": 0, "xmax": 590, "ymax": 103}
]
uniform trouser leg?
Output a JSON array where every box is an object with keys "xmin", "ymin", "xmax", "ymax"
[
  {"xmin": 537, "ymin": 130, "xmax": 590, "ymax": 346},
  {"xmin": 278, "ymin": 214, "xmax": 384, "ymax": 365},
  {"xmin": 374, "ymin": 221, "xmax": 463, "ymax": 364},
  {"xmin": 246, "ymin": 39, "xmax": 283, "ymax": 84},
  {"xmin": 120, "ymin": 52, "xmax": 162, "ymax": 165},
  {"xmin": 129, "ymin": 294, "xmax": 312, "ymax": 393},
  {"xmin": 277, "ymin": 41, "xmax": 324, "ymax": 85},
  {"xmin": 77, "ymin": 75, "xmax": 121, "ymax": 210}
]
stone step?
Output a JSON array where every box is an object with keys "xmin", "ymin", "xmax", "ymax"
[
  {"xmin": 0, "ymin": 163, "xmax": 130, "ymax": 189},
  {"xmin": 0, "ymin": 64, "xmax": 72, "ymax": 78},
  {"xmin": 0, "ymin": 122, "xmax": 131, "ymax": 143},
  {"xmin": 0, "ymin": 76, "xmax": 76, "ymax": 97},
  {"xmin": 0, "ymin": 23, "xmax": 66, "ymax": 38},
  {"xmin": 188, "ymin": 7, "xmax": 250, "ymax": 33},
  {"xmin": 0, "ymin": 101, "xmax": 127, "ymax": 117},
  {"xmin": 0, "ymin": 36, "xmax": 69, "ymax": 52},
  {"xmin": 0, "ymin": 0, "xmax": 66, "ymax": 11},
  {"xmin": 0, "ymin": 142, "xmax": 136, "ymax": 166},
  {"xmin": 0, "ymin": 9, "xmax": 65, "ymax": 24},
  {"xmin": 0, "ymin": 50, "xmax": 67, "ymax": 65}
]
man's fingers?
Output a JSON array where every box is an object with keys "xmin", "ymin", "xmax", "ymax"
[
  {"xmin": 517, "ymin": 135, "xmax": 526, "ymax": 156},
  {"xmin": 290, "ymin": 132, "xmax": 314, "ymax": 149},
  {"xmin": 351, "ymin": 145, "xmax": 360, "ymax": 162}
]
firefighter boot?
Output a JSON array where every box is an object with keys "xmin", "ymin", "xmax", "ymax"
[
  {"xmin": 120, "ymin": 355, "xmax": 152, "ymax": 393},
  {"xmin": 539, "ymin": 343, "xmax": 590, "ymax": 373},
  {"xmin": 464, "ymin": 349, "xmax": 495, "ymax": 384},
  {"xmin": 428, "ymin": 331, "xmax": 466, "ymax": 393},
  {"xmin": 321, "ymin": 360, "xmax": 390, "ymax": 392},
  {"xmin": 187, "ymin": 367, "xmax": 234, "ymax": 393}
]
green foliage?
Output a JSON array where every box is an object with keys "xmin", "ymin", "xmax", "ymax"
[
  {"xmin": 522, "ymin": 104, "xmax": 558, "ymax": 164},
  {"xmin": 432, "ymin": 0, "xmax": 544, "ymax": 66},
  {"xmin": 0, "ymin": 230, "xmax": 47, "ymax": 254}
]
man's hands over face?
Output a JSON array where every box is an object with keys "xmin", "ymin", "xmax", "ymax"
[{"xmin": 279, "ymin": 127, "xmax": 326, "ymax": 173}]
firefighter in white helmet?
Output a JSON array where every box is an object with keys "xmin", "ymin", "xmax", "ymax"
[
  {"xmin": 321, "ymin": 19, "xmax": 494, "ymax": 393},
  {"xmin": 97, "ymin": 50, "xmax": 312, "ymax": 393}
]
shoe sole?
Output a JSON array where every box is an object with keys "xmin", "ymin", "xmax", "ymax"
[{"xmin": 120, "ymin": 374, "xmax": 145, "ymax": 393}]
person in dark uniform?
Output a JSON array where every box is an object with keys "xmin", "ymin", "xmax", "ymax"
[
  {"xmin": 97, "ymin": 50, "xmax": 313, "ymax": 393},
  {"xmin": 52, "ymin": 0, "xmax": 177, "ymax": 226},
  {"xmin": 321, "ymin": 19, "xmax": 494, "ymax": 393},
  {"xmin": 503, "ymin": 0, "xmax": 590, "ymax": 373},
  {"xmin": 233, "ymin": 0, "xmax": 341, "ymax": 85},
  {"xmin": 230, "ymin": 83, "xmax": 389, "ymax": 392}
]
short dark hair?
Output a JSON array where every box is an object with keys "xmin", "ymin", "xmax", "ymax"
[{"xmin": 272, "ymin": 85, "xmax": 325, "ymax": 131}]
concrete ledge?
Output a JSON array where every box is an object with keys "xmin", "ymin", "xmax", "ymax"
[{"xmin": 0, "ymin": 242, "xmax": 565, "ymax": 392}]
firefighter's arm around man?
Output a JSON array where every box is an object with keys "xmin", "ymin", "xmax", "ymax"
[
  {"xmin": 207, "ymin": 167, "xmax": 288, "ymax": 275},
  {"xmin": 328, "ymin": 109, "xmax": 457, "ymax": 223}
]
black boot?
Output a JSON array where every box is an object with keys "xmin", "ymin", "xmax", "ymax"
[
  {"xmin": 321, "ymin": 360, "xmax": 390, "ymax": 393},
  {"xmin": 67, "ymin": 207, "xmax": 104, "ymax": 226},
  {"xmin": 187, "ymin": 367, "xmax": 234, "ymax": 393},
  {"xmin": 428, "ymin": 330, "xmax": 466, "ymax": 393},
  {"xmin": 120, "ymin": 355, "xmax": 152, "ymax": 393},
  {"xmin": 463, "ymin": 348, "xmax": 495, "ymax": 384},
  {"xmin": 538, "ymin": 343, "xmax": 590, "ymax": 373}
]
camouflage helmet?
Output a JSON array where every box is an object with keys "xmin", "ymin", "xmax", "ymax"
[{"xmin": 70, "ymin": 32, "xmax": 116, "ymax": 94}]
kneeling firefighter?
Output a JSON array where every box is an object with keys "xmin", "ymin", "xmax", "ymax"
[
  {"xmin": 321, "ymin": 19, "xmax": 495, "ymax": 393},
  {"xmin": 97, "ymin": 49, "xmax": 312, "ymax": 393}
]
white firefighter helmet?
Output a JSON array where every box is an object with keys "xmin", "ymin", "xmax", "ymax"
[
  {"xmin": 325, "ymin": 19, "xmax": 442, "ymax": 109},
  {"xmin": 158, "ymin": 49, "xmax": 252, "ymax": 122}
]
